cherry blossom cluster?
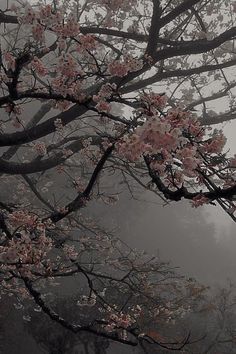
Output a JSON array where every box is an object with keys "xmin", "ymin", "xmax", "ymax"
[
  {"xmin": 33, "ymin": 142, "xmax": 47, "ymax": 156},
  {"xmin": 57, "ymin": 54, "xmax": 80, "ymax": 79},
  {"xmin": 93, "ymin": 83, "xmax": 117, "ymax": 112},
  {"xmin": 191, "ymin": 195, "xmax": 210, "ymax": 208},
  {"xmin": 140, "ymin": 92, "xmax": 168, "ymax": 111},
  {"xmin": 63, "ymin": 244, "xmax": 78, "ymax": 260},
  {"xmin": 19, "ymin": 3, "xmax": 79, "ymax": 40},
  {"xmin": 108, "ymin": 55, "xmax": 143, "ymax": 77},
  {"xmin": 0, "ymin": 232, "xmax": 52, "ymax": 268},
  {"xmin": 3, "ymin": 52, "xmax": 16, "ymax": 70},
  {"xmin": 30, "ymin": 57, "xmax": 48, "ymax": 77},
  {"xmin": 77, "ymin": 292, "xmax": 97, "ymax": 307},
  {"xmin": 1, "ymin": 4, "xmax": 99, "ymax": 104},
  {"xmin": 0, "ymin": 216, "xmax": 52, "ymax": 287},
  {"xmin": 0, "ymin": 2, "xmax": 145, "ymax": 123},
  {"xmin": 117, "ymin": 104, "xmax": 204, "ymax": 174},
  {"xmin": 104, "ymin": 312, "xmax": 134, "ymax": 332},
  {"xmin": 8, "ymin": 210, "xmax": 38, "ymax": 229},
  {"xmin": 76, "ymin": 35, "xmax": 97, "ymax": 52},
  {"xmin": 103, "ymin": 305, "xmax": 141, "ymax": 333},
  {"xmin": 116, "ymin": 93, "xmax": 233, "ymax": 207}
]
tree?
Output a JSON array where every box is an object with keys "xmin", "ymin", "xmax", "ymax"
[
  {"xmin": 1, "ymin": 0, "xmax": 236, "ymax": 351},
  {"xmin": 25, "ymin": 297, "xmax": 110, "ymax": 354},
  {"xmin": 24, "ymin": 284, "xmax": 236, "ymax": 354}
]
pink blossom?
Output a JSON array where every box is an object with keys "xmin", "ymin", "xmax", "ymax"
[
  {"xmin": 73, "ymin": 177, "xmax": 85, "ymax": 192},
  {"xmin": 62, "ymin": 149, "xmax": 73, "ymax": 158},
  {"xmin": 55, "ymin": 100, "xmax": 71, "ymax": 111},
  {"xmin": 141, "ymin": 93, "xmax": 167, "ymax": 110},
  {"xmin": 31, "ymin": 57, "xmax": 48, "ymax": 76},
  {"xmin": 124, "ymin": 55, "xmax": 143, "ymax": 72},
  {"xmin": 34, "ymin": 142, "xmax": 47, "ymax": 156},
  {"xmin": 32, "ymin": 23, "xmax": 44, "ymax": 42},
  {"xmin": 4, "ymin": 104, "xmax": 22, "ymax": 116},
  {"xmin": 100, "ymin": 0, "xmax": 135, "ymax": 11},
  {"xmin": 21, "ymin": 6, "xmax": 37, "ymax": 24},
  {"xmin": 93, "ymin": 83, "xmax": 116, "ymax": 103},
  {"xmin": 39, "ymin": 4, "xmax": 53, "ymax": 19},
  {"xmin": 57, "ymin": 54, "xmax": 79, "ymax": 79},
  {"xmin": 77, "ymin": 35, "xmax": 97, "ymax": 52},
  {"xmin": 63, "ymin": 18, "xmax": 80, "ymax": 37},
  {"xmin": 204, "ymin": 132, "xmax": 226, "ymax": 154},
  {"xmin": 63, "ymin": 245, "xmax": 78, "ymax": 260},
  {"xmin": 191, "ymin": 195, "xmax": 209, "ymax": 208},
  {"xmin": 8, "ymin": 210, "xmax": 37, "ymax": 229},
  {"xmin": 108, "ymin": 61, "xmax": 128, "ymax": 77},
  {"xmin": 4, "ymin": 52, "xmax": 15, "ymax": 70},
  {"xmin": 96, "ymin": 101, "xmax": 111, "ymax": 113}
]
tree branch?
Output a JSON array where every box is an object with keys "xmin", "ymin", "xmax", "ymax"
[
  {"xmin": 0, "ymin": 136, "xmax": 101, "ymax": 175},
  {"xmin": 121, "ymin": 58, "xmax": 236, "ymax": 94},
  {"xmin": 49, "ymin": 143, "xmax": 114, "ymax": 222},
  {"xmin": 0, "ymin": 103, "xmax": 89, "ymax": 147},
  {"xmin": 22, "ymin": 276, "xmax": 138, "ymax": 346},
  {"xmin": 144, "ymin": 156, "xmax": 236, "ymax": 203}
]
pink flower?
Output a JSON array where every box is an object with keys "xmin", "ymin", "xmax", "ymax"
[
  {"xmin": 108, "ymin": 60, "xmax": 128, "ymax": 77},
  {"xmin": 96, "ymin": 101, "xmax": 111, "ymax": 113},
  {"xmin": 63, "ymin": 244, "xmax": 78, "ymax": 260},
  {"xmin": 4, "ymin": 52, "xmax": 15, "ymax": 70},
  {"xmin": 77, "ymin": 35, "xmax": 97, "ymax": 52},
  {"xmin": 124, "ymin": 55, "xmax": 143, "ymax": 72},
  {"xmin": 21, "ymin": 6, "xmax": 37, "ymax": 24},
  {"xmin": 34, "ymin": 142, "xmax": 47, "ymax": 156},
  {"xmin": 141, "ymin": 93, "xmax": 167, "ymax": 110},
  {"xmin": 57, "ymin": 54, "xmax": 79, "ymax": 78},
  {"xmin": 31, "ymin": 57, "xmax": 48, "ymax": 76},
  {"xmin": 55, "ymin": 100, "xmax": 71, "ymax": 111},
  {"xmin": 8, "ymin": 210, "xmax": 37, "ymax": 229},
  {"xmin": 182, "ymin": 156, "xmax": 199, "ymax": 170},
  {"xmin": 39, "ymin": 4, "xmax": 53, "ymax": 18},
  {"xmin": 203, "ymin": 131, "xmax": 226, "ymax": 154},
  {"xmin": 32, "ymin": 23, "xmax": 44, "ymax": 42},
  {"xmin": 191, "ymin": 195, "xmax": 209, "ymax": 208}
]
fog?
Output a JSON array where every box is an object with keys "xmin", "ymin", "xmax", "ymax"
[
  {"xmin": 90, "ymin": 187, "xmax": 236, "ymax": 285},
  {"xmin": 2, "ymin": 192, "xmax": 236, "ymax": 353}
]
